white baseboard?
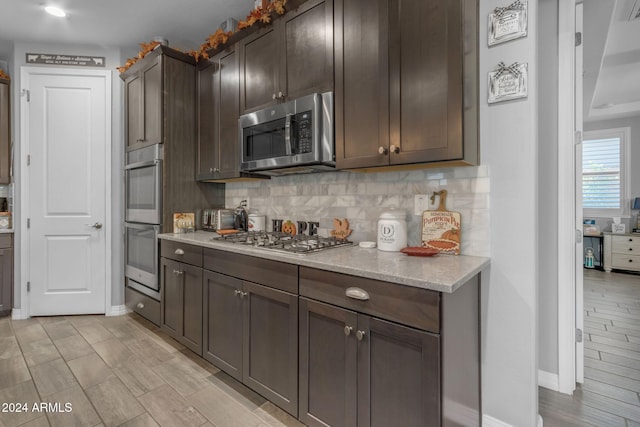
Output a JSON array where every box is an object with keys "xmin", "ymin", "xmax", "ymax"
[
  {"xmin": 482, "ymin": 413, "xmax": 543, "ymax": 427},
  {"xmin": 106, "ymin": 305, "xmax": 130, "ymax": 317},
  {"xmin": 483, "ymin": 414, "xmax": 514, "ymax": 427},
  {"xmin": 11, "ymin": 308, "xmax": 29, "ymax": 320},
  {"xmin": 443, "ymin": 398, "xmax": 479, "ymax": 426},
  {"xmin": 538, "ymin": 369, "xmax": 560, "ymax": 392}
]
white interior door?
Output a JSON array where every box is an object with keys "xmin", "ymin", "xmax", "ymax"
[
  {"xmin": 575, "ymin": 2, "xmax": 584, "ymax": 384},
  {"xmin": 22, "ymin": 67, "xmax": 111, "ymax": 316}
]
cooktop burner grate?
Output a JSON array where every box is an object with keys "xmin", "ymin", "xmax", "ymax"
[{"xmin": 212, "ymin": 231, "xmax": 353, "ymax": 254}]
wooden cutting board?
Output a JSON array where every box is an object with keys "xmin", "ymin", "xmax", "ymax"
[{"xmin": 421, "ymin": 190, "xmax": 461, "ymax": 255}]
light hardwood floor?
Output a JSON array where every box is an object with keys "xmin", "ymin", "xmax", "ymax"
[
  {"xmin": 540, "ymin": 269, "xmax": 640, "ymax": 426},
  {"xmin": 0, "ymin": 313, "xmax": 304, "ymax": 427}
]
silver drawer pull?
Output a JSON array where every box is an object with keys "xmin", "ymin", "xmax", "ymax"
[
  {"xmin": 345, "ymin": 287, "xmax": 370, "ymax": 301},
  {"xmin": 344, "ymin": 326, "xmax": 353, "ymax": 336},
  {"xmin": 356, "ymin": 330, "xmax": 366, "ymax": 341},
  {"xmin": 136, "ymin": 302, "xmax": 144, "ymax": 309},
  {"xmin": 172, "ymin": 269, "xmax": 183, "ymax": 275},
  {"xmin": 174, "ymin": 248, "xmax": 185, "ymax": 255}
]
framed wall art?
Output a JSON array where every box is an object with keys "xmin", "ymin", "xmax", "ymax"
[
  {"xmin": 488, "ymin": 0, "xmax": 528, "ymax": 46},
  {"xmin": 488, "ymin": 62, "xmax": 528, "ymax": 104}
]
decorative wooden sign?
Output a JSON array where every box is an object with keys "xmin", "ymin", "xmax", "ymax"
[
  {"xmin": 26, "ymin": 53, "xmax": 106, "ymax": 67},
  {"xmin": 421, "ymin": 190, "xmax": 461, "ymax": 255},
  {"xmin": 331, "ymin": 218, "xmax": 353, "ymax": 240},
  {"xmin": 488, "ymin": 62, "xmax": 528, "ymax": 104},
  {"xmin": 488, "ymin": 0, "xmax": 528, "ymax": 46}
]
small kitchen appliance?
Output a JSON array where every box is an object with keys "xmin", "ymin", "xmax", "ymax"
[
  {"xmin": 201, "ymin": 208, "xmax": 235, "ymax": 231},
  {"xmin": 239, "ymin": 92, "xmax": 334, "ymax": 175},
  {"xmin": 234, "ymin": 200, "xmax": 249, "ymax": 231}
]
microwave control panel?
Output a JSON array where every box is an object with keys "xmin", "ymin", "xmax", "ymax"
[{"xmin": 296, "ymin": 111, "xmax": 312, "ymax": 153}]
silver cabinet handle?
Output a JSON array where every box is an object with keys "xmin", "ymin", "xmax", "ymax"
[
  {"xmin": 209, "ymin": 167, "xmax": 214, "ymax": 173},
  {"xmin": 344, "ymin": 326, "xmax": 353, "ymax": 336},
  {"xmin": 390, "ymin": 144, "xmax": 400, "ymax": 154},
  {"xmin": 136, "ymin": 302, "xmax": 144, "ymax": 309},
  {"xmin": 239, "ymin": 291, "xmax": 248, "ymax": 298},
  {"xmin": 174, "ymin": 248, "xmax": 184, "ymax": 255},
  {"xmin": 172, "ymin": 269, "xmax": 183, "ymax": 275},
  {"xmin": 234, "ymin": 289, "xmax": 241, "ymax": 297},
  {"xmin": 278, "ymin": 91, "xmax": 284, "ymax": 99},
  {"xmin": 345, "ymin": 287, "xmax": 370, "ymax": 301},
  {"xmin": 378, "ymin": 146, "xmax": 388, "ymax": 155},
  {"xmin": 272, "ymin": 93, "xmax": 277, "ymax": 100},
  {"xmin": 86, "ymin": 222, "xmax": 103, "ymax": 229},
  {"xmin": 356, "ymin": 330, "xmax": 366, "ymax": 341}
]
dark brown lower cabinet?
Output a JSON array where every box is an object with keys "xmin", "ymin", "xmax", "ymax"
[
  {"xmin": 0, "ymin": 234, "xmax": 13, "ymax": 316},
  {"xmin": 160, "ymin": 258, "xmax": 203, "ymax": 355},
  {"xmin": 203, "ymin": 271, "xmax": 299, "ymax": 416},
  {"xmin": 299, "ymin": 298, "xmax": 439, "ymax": 427}
]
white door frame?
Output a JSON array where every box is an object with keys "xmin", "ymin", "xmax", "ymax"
[
  {"xmin": 18, "ymin": 66, "xmax": 112, "ymax": 318},
  {"xmin": 557, "ymin": 0, "xmax": 578, "ymax": 394}
]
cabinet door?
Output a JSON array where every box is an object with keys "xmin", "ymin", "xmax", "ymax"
[
  {"xmin": 181, "ymin": 263, "xmax": 203, "ymax": 355},
  {"xmin": 388, "ymin": 0, "xmax": 463, "ymax": 164},
  {"xmin": 0, "ymin": 247, "xmax": 12, "ymax": 315},
  {"xmin": 243, "ymin": 281, "xmax": 298, "ymax": 416},
  {"xmin": 125, "ymin": 72, "xmax": 143, "ymax": 150},
  {"xmin": 203, "ymin": 270, "xmax": 244, "ymax": 381},
  {"xmin": 334, "ymin": 0, "xmax": 390, "ymax": 169},
  {"xmin": 240, "ymin": 27, "xmax": 281, "ymax": 113},
  {"xmin": 197, "ymin": 61, "xmax": 216, "ymax": 179},
  {"xmin": 0, "ymin": 80, "xmax": 10, "ymax": 184},
  {"xmin": 142, "ymin": 55, "xmax": 163, "ymax": 146},
  {"xmin": 299, "ymin": 298, "xmax": 357, "ymax": 427},
  {"xmin": 358, "ymin": 316, "xmax": 440, "ymax": 427},
  {"xmin": 282, "ymin": 0, "xmax": 334, "ymax": 100},
  {"xmin": 217, "ymin": 48, "xmax": 241, "ymax": 179},
  {"xmin": 161, "ymin": 258, "xmax": 182, "ymax": 340},
  {"xmin": 161, "ymin": 258, "xmax": 203, "ymax": 355}
]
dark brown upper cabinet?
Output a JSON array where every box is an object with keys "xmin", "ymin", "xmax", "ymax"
[
  {"xmin": 239, "ymin": 0, "xmax": 334, "ymax": 114},
  {"xmin": 0, "ymin": 78, "xmax": 10, "ymax": 184},
  {"xmin": 197, "ymin": 46, "xmax": 242, "ymax": 181},
  {"xmin": 335, "ymin": 0, "xmax": 479, "ymax": 170},
  {"xmin": 121, "ymin": 46, "xmax": 197, "ymax": 152}
]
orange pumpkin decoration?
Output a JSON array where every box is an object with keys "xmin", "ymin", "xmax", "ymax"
[{"xmin": 282, "ymin": 220, "xmax": 297, "ymax": 235}]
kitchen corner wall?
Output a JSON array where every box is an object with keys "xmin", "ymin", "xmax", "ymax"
[{"xmin": 225, "ymin": 165, "xmax": 490, "ymax": 257}]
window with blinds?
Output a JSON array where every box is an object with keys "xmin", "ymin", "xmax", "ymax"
[{"xmin": 582, "ymin": 128, "xmax": 630, "ymax": 217}]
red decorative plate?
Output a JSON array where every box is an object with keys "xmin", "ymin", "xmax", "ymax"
[{"xmin": 400, "ymin": 247, "xmax": 439, "ymax": 257}]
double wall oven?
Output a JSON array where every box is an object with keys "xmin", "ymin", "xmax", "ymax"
[{"xmin": 125, "ymin": 144, "xmax": 162, "ymax": 300}]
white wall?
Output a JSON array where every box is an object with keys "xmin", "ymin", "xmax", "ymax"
[
  {"xmin": 538, "ymin": 0, "xmax": 560, "ymax": 377},
  {"xmin": 479, "ymin": 0, "xmax": 539, "ymax": 425},
  {"xmin": 9, "ymin": 42, "xmax": 125, "ymax": 311}
]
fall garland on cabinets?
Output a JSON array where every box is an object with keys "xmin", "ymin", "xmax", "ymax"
[{"xmin": 117, "ymin": 0, "xmax": 288, "ymax": 72}]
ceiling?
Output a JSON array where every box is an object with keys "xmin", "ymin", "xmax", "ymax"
[
  {"xmin": 584, "ymin": 0, "xmax": 640, "ymax": 122},
  {"xmin": 0, "ymin": 0, "xmax": 254, "ymax": 58},
  {"xmin": 0, "ymin": 0, "xmax": 638, "ymax": 123}
]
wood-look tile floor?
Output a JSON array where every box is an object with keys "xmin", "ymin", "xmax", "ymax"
[
  {"xmin": 540, "ymin": 269, "xmax": 640, "ymax": 426},
  {"xmin": 0, "ymin": 313, "xmax": 304, "ymax": 427}
]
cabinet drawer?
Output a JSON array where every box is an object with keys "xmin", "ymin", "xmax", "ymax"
[
  {"xmin": 611, "ymin": 236, "xmax": 640, "ymax": 254},
  {"xmin": 611, "ymin": 253, "xmax": 640, "ymax": 270},
  {"xmin": 161, "ymin": 240, "xmax": 203, "ymax": 267},
  {"xmin": 125, "ymin": 286, "xmax": 161, "ymax": 326},
  {"xmin": 0, "ymin": 234, "xmax": 12, "ymax": 249},
  {"xmin": 203, "ymin": 248, "xmax": 298, "ymax": 294},
  {"xmin": 299, "ymin": 267, "xmax": 440, "ymax": 333}
]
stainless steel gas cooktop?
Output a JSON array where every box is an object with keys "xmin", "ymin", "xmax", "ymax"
[{"xmin": 212, "ymin": 231, "xmax": 353, "ymax": 255}]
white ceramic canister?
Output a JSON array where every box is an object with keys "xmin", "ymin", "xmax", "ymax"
[
  {"xmin": 248, "ymin": 214, "xmax": 266, "ymax": 231},
  {"xmin": 377, "ymin": 209, "xmax": 407, "ymax": 251}
]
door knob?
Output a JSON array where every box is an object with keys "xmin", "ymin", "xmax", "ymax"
[
  {"xmin": 390, "ymin": 144, "xmax": 400, "ymax": 154},
  {"xmin": 378, "ymin": 146, "xmax": 388, "ymax": 155},
  {"xmin": 344, "ymin": 326, "xmax": 353, "ymax": 336},
  {"xmin": 356, "ymin": 330, "xmax": 366, "ymax": 341}
]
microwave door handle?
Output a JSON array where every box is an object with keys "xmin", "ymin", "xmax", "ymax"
[{"xmin": 284, "ymin": 113, "xmax": 293, "ymax": 156}]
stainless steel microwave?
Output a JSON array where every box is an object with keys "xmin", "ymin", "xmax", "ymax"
[{"xmin": 239, "ymin": 92, "xmax": 334, "ymax": 176}]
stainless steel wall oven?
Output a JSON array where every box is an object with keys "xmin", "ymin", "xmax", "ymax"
[{"xmin": 125, "ymin": 144, "xmax": 163, "ymax": 300}]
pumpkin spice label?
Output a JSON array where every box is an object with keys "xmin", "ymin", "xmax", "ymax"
[{"xmin": 421, "ymin": 211, "xmax": 461, "ymax": 255}]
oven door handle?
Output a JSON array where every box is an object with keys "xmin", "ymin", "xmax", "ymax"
[
  {"xmin": 125, "ymin": 159, "xmax": 160, "ymax": 170},
  {"xmin": 284, "ymin": 113, "xmax": 293, "ymax": 156}
]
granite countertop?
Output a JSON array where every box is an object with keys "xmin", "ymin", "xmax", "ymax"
[
  {"xmin": 159, "ymin": 231, "xmax": 490, "ymax": 293},
  {"xmin": 0, "ymin": 229, "xmax": 13, "ymax": 234}
]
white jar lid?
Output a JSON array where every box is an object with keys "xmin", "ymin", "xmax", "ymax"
[{"xmin": 379, "ymin": 209, "xmax": 406, "ymax": 220}]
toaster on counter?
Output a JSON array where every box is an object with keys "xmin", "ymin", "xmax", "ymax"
[{"xmin": 202, "ymin": 209, "xmax": 235, "ymax": 231}]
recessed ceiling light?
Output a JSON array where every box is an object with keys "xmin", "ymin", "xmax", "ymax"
[{"xmin": 45, "ymin": 6, "xmax": 66, "ymax": 17}]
